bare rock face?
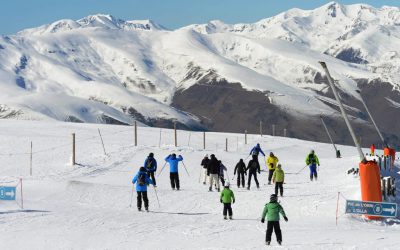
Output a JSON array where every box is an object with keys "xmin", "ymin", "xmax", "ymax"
[{"xmin": 172, "ymin": 76, "xmax": 400, "ymax": 148}]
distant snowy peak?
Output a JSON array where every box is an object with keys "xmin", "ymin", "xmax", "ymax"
[{"xmin": 19, "ymin": 14, "xmax": 166, "ymax": 35}]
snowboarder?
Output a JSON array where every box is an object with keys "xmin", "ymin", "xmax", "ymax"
[
  {"xmin": 219, "ymin": 160, "xmax": 227, "ymax": 186},
  {"xmin": 165, "ymin": 153, "xmax": 183, "ymax": 190},
  {"xmin": 144, "ymin": 152, "xmax": 157, "ymax": 187},
  {"xmin": 201, "ymin": 154, "xmax": 210, "ymax": 185},
  {"xmin": 249, "ymin": 143, "xmax": 266, "ymax": 159},
  {"xmin": 132, "ymin": 167, "xmax": 154, "ymax": 212},
  {"xmin": 272, "ymin": 164, "xmax": 285, "ymax": 196},
  {"xmin": 261, "ymin": 194, "xmax": 288, "ymax": 246},
  {"xmin": 370, "ymin": 144, "xmax": 375, "ymax": 156},
  {"xmin": 266, "ymin": 152, "xmax": 279, "ymax": 185},
  {"xmin": 305, "ymin": 150, "xmax": 320, "ymax": 181},
  {"xmin": 207, "ymin": 154, "xmax": 220, "ymax": 192},
  {"xmin": 234, "ymin": 159, "xmax": 246, "ymax": 188},
  {"xmin": 246, "ymin": 155, "xmax": 260, "ymax": 190},
  {"xmin": 220, "ymin": 183, "xmax": 235, "ymax": 220}
]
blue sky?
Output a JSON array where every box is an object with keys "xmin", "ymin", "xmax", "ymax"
[{"xmin": 1, "ymin": 0, "xmax": 399, "ymax": 35}]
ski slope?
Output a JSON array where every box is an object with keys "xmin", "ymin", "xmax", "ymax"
[{"xmin": 0, "ymin": 120, "xmax": 399, "ymax": 249}]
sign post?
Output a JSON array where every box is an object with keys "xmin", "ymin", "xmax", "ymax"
[{"xmin": 345, "ymin": 199, "xmax": 397, "ymax": 218}]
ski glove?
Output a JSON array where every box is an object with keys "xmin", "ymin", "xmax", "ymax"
[
  {"xmin": 261, "ymin": 218, "xmax": 265, "ymax": 223},
  {"xmin": 284, "ymin": 216, "xmax": 288, "ymax": 222},
  {"xmin": 220, "ymin": 199, "xmax": 223, "ymax": 203},
  {"xmin": 233, "ymin": 199, "xmax": 235, "ymax": 204}
]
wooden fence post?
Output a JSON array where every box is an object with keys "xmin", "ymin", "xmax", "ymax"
[
  {"xmin": 284, "ymin": 128, "xmax": 287, "ymax": 137},
  {"xmin": 72, "ymin": 133, "xmax": 76, "ymax": 165},
  {"xmin": 30, "ymin": 141, "xmax": 33, "ymax": 176},
  {"xmin": 203, "ymin": 131, "xmax": 206, "ymax": 150},
  {"xmin": 225, "ymin": 138, "xmax": 228, "ymax": 152},
  {"xmin": 174, "ymin": 122, "xmax": 177, "ymax": 147},
  {"xmin": 260, "ymin": 121, "xmax": 263, "ymax": 137},
  {"xmin": 245, "ymin": 130, "xmax": 247, "ymax": 145},
  {"xmin": 134, "ymin": 121, "xmax": 137, "ymax": 146},
  {"xmin": 272, "ymin": 124, "xmax": 275, "ymax": 136}
]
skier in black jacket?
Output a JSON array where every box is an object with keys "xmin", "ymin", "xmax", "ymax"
[
  {"xmin": 207, "ymin": 154, "xmax": 221, "ymax": 191},
  {"xmin": 200, "ymin": 154, "xmax": 210, "ymax": 185},
  {"xmin": 234, "ymin": 159, "xmax": 247, "ymax": 188},
  {"xmin": 246, "ymin": 155, "xmax": 260, "ymax": 190}
]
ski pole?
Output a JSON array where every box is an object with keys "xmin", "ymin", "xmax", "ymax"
[
  {"xmin": 129, "ymin": 185, "xmax": 134, "ymax": 207},
  {"xmin": 245, "ymin": 154, "xmax": 251, "ymax": 161},
  {"xmin": 231, "ymin": 172, "xmax": 236, "ymax": 181},
  {"xmin": 153, "ymin": 186, "xmax": 161, "ymax": 208},
  {"xmin": 296, "ymin": 165, "xmax": 308, "ymax": 174},
  {"xmin": 182, "ymin": 161, "xmax": 190, "ymax": 177},
  {"xmin": 198, "ymin": 168, "xmax": 201, "ymax": 183},
  {"xmin": 157, "ymin": 162, "xmax": 167, "ymax": 177},
  {"xmin": 225, "ymin": 169, "xmax": 230, "ymax": 181}
]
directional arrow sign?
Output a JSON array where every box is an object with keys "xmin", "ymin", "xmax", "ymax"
[
  {"xmin": 0, "ymin": 186, "xmax": 16, "ymax": 201},
  {"xmin": 346, "ymin": 200, "xmax": 397, "ymax": 218}
]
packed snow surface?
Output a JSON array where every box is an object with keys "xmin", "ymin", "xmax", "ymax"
[{"xmin": 0, "ymin": 120, "xmax": 399, "ymax": 249}]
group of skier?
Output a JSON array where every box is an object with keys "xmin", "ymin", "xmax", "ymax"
[{"xmin": 131, "ymin": 143, "xmax": 320, "ymax": 246}]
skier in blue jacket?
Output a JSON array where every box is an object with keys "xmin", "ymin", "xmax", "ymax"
[
  {"xmin": 250, "ymin": 143, "xmax": 266, "ymax": 158},
  {"xmin": 132, "ymin": 167, "xmax": 154, "ymax": 211},
  {"xmin": 165, "ymin": 153, "xmax": 183, "ymax": 190},
  {"xmin": 144, "ymin": 152, "xmax": 158, "ymax": 186}
]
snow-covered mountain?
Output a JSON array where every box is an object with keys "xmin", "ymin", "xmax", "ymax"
[{"xmin": 1, "ymin": 2, "xmax": 400, "ymax": 145}]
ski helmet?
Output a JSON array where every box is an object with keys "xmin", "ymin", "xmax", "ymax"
[
  {"xmin": 270, "ymin": 194, "xmax": 278, "ymax": 202},
  {"xmin": 277, "ymin": 164, "xmax": 282, "ymax": 169},
  {"xmin": 140, "ymin": 166, "xmax": 146, "ymax": 172},
  {"xmin": 149, "ymin": 152, "xmax": 154, "ymax": 157},
  {"xmin": 224, "ymin": 182, "xmax": 230, "ymax": 188}
]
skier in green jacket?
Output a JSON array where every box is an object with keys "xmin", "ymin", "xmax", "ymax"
[
  {"xmin": 261, "ymin": 194, "xmax": 288, "ymax": 246},
  {"xmin": 220, "ymin": 183, "xmax": 235, "ymax": 220}
]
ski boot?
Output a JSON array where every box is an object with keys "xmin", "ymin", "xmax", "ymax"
[
  {"xmin": 256, "ymin": 184, "xmax": 260, "ymax": 189},
  {"xmin": 229, "ymin": 216, "xmax": 233, "ymax": 220},
  {"xmin": 247, "ymin": 186, "xmax": 250, "ymax": 190},
  {"xmin": 266, "ymin": 241, "xmax": 270, "ymax": 245},
  {"xmin": 145, "ymin": 207, "xmax": 149, "ymax": 212},
  {"xmin": 278, "ymin": 241, "xmax": 282, "ymax": 245},
  {"xmin": 203, "ymin": 182, "xmax": 206, "ymax": 185},
  {"xmin": 217, "ymin": 188, "xmax": 220, "ymax": 192},
  {"xmin": 138, "ymin": 207, "xmax": 141, "ymax": 212},
  {"xmin": 209, "ymin": 187, "xmax": 212, "ymax": 192},
  {"xmin": 224, "ymin": 216, "xmax": 227, "ymax": 220}
]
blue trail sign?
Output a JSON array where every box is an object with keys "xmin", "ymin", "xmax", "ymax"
[
  {"xmin": 346, "ymin": 199, "xmax": 397, "ymax": 218},
  {"xmin": 0, "ymin": 186, "xmax": 16, "ymax": 201}
]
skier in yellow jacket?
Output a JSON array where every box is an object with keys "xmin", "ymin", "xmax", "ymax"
[{"xmin": 266, "ymin": 152, "xmax": 279, "ymax": 185}]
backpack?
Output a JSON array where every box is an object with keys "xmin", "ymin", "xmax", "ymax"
[
  {"xmin": 137, "ymin": 173, "xmax": 146, "ymax": 186},
  {"xmin": 146, "ymin": 159, "xmax": 153, "ymax": 169}
]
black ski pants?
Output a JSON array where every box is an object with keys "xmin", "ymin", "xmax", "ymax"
[
  {"xmin": 148, "ymin": 171, "xmax": 156, "ymax": 186},
  {"xmin": 237, "ymin": 172, "xmax": 245, "ymax": 187},
  {"xmin": 137, "ymin": 191, "xmax": 149, "ymax": 209},
  {"xmin": 220, "ymin": 175, "xmax": 225, "ymax": 186},
  {"xmin": 170, "ymin": 172, "xmax": 180, "ymax": 190},
  {"xmin": 223, "ymin": 203, "xmax": 233, "ymax": 216},
  {"xmin": 275, "ymin": 182, "xmax": 283, "ymax": 196},
  {"xmin": 268, "ymin": 169, "xmax": 275, "ymax": 183},
  {"xmin": 266, "ymin": 221, "xmax": 282, "ymax": 242},
  {"xmin": 247, "ymin": 171, "xmax": 259, "ymax": 187}
]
